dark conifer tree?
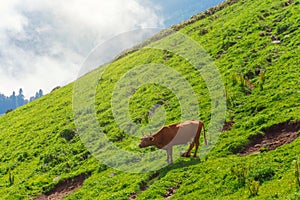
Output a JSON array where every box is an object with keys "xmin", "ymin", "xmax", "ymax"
[{"xmin": 0, "ymin": 88, "xmax": 44, "ymax": 114}]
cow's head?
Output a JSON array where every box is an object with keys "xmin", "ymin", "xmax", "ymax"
[{"xmin": 139, "ymin": 135, "xmax": 154, "ymax": 148}]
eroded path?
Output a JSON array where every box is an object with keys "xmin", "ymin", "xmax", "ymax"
[
  {"xmin": 241, "ymin": 121, "xmax": 300, "ymax": 155},
  {"xmin": 36, "ymin": 173, "xmax": 90, "ymax": 200}
]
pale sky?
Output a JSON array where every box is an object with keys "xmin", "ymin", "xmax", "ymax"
[{"xmin": 0, "ymin": 0, "xmax": 223, "ymax": 98}]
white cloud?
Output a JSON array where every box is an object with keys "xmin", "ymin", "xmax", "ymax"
[
  {"xmin": 0, "ymin": 0, "xmax": 163, "ymax": 98},
  {"xmin": 0, "ymin": 1, "xmax": 27, "ymax": 34}
]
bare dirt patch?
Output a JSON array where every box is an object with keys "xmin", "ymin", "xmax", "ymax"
[
  {"xmin": 129, "ymin": 193, "xmax": 138, "ymax": 200},
  {"xmin": 241, "ymin": 121, "xmax": 300, "ymax": 156},
  {"xmin": 222, "ymin": 120, "xmax": 234, "ymax": 132},
  {"xmin": 36, "ymin": 173, "xmax": 90, "ymax": 200},
  {"xmin": 129, "ymin": 172, "xmax": 159, "ymax": 200},
  {"xmin": 164, "ymin": 182, "xmax": 182, "ymax": 199}
]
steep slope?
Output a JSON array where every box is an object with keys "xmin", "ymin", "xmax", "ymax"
[{"xmin": 0, "ymin": 0, "xmax": 300, "ymax": 199}]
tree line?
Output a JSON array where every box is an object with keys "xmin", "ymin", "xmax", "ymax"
[{"xmin": 0, "ymin": 88, "xmax": 43, "ymax": 114}]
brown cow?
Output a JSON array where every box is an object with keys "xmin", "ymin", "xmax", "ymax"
[{"xmin": 139, "ymin": 120, "xmax": 207, "ymax": 164}]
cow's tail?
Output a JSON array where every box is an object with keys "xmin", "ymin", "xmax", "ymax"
[{"xmin": 202, "ymin": 121, "xmax": 207, "ymax": 145}]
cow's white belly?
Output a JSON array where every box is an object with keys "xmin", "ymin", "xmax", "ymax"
[{"xmin": 170, "ymin": 122, "xmax": 199, "ymax": 145}]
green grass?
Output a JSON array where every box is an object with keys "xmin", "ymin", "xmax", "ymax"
[{"xmin": 0, "ymin": 0, "xmax": 300, "ymax": 199}]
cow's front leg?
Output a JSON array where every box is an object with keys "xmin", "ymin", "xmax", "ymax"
[
  {"xmin": 166, "ymin": 151, "xmax": 169, "ymax": 163},
  {"xmin": 166, "ymin": 148, "xmax": 173, "ymax": 164}
]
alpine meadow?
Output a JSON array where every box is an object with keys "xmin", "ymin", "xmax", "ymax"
[{"xmin": 0, "ymin": 0, "xmax": 300, "ymax": 199}]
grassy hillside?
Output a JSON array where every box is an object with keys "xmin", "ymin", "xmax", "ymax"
[{"xmin": 0, "ymin": 0, "xmax": 300, "ymax": 199}]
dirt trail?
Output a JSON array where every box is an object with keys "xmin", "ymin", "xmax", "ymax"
[
  {"xmin": 222, "ymin": 120, "xmax": 234, "ymax": 132},
  {"xmin": 241, "ymin": 121, "xmax": 300, "ymax": 156},
  {"xmin": 129, "ymin": 172, "xmax": 159, "ymax": 200},
  {"xmin": 164, "ymin": 182, "xmax": 182, "ymax": 199},
  {"xmin": 36, "ymin": 173, "xmax": 90, "ymax": 200}
]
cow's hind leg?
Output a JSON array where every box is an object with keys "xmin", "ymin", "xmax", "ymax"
[
  {"xmin": 193, "ymin": 141, "xmax": 200, "ymax": 157},
  {"xmin": 182, "ymin": 142, "xmax": 194, "ymax": 157}
]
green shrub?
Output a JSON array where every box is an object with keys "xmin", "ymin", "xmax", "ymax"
[
  {"xmin": 60, "ymin": 128, "xmax": 77, "ymax": 141},
  {"xmin": 276, "ymin": 23, "xmax": 290, "ymax": 34},
  {"xmin": 231, "ymin": 164, "xmax": 248, "ymax": 187},
  {"xmin": 293, "ymin": 159, "xmax": 300, "ymax": 190},
  {"xmin": 290, "ymin": 192, "xmax": 300, "ymax": 200},
  {"xmin": 40, "ymin": 150, "xmax": 64, "ymax": 167},
  {"xmin": 259, "ymin": 70, "xmax": 266, "ymax": 90},
  {"xmin": 248, "ymin": 165, "xmax": 275, "ymax": 183},
  {"xmin": 8, "ymin": 171, "xmax": 14, "ymax": 186},
  {"xmin": 17, "ymin": 151, "xmax": 29, "ymax": 162},
  {"xmin": 247, "ymin": 180, "xmax": 259, "ymax": 197}
]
